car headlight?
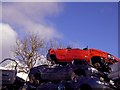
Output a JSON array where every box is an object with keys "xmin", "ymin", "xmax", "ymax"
[{"xmin": 108, "ymin": 54, "xmax": 114, "ymax": 60}]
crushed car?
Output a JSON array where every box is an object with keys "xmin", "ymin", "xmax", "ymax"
[
  {"xmin": 47, "ymin": 48, "xmax": 119, "ymax": 67},
  {"xmin": 1, "ymin": 48, "xmax": 120, "ymax": 90},
  {"xmin": 27, "ymin": 60, "xmax": 117, "ymax": 90},
  {"xmin": 0, "ymin": 58, "xmax": 25, "ymax": 90}
]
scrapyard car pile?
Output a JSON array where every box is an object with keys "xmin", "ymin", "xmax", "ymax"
[
  {"xmin": 1, "ymin": 48, "xmax": 120, "ymax": 90},
  {"xmin": 27, "ymin": 48, "xmax": 120, "ymax": 90}
]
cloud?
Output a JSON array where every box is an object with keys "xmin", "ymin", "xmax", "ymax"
[
  {"xmin": 2, "ymin": 0, "xmax": 58, "ymax": 2},
  {"xmin": 0, "ymin": 23, "xmax": 18, "ymax": 60},
  {"xmin": 0, "ymin": 2, "xmax": 63, "ymax": 62},
  {"xmin": 1, "ymin": 0, "xmax": 119, "ymax": 2},
  {"xmin": 1, "ymin": 2, "xmax": 63, "ymax": 39}
]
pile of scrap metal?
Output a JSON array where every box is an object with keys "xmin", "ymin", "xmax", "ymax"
[
  {"xmin": 0, "ymin": 58, "xmax": 25, "ymax": 90},
  {"xmin": 0, "ymin": 48, "xmax": 120, "ymax": 90},
  {"xmin": 27, "ymin": 48, "xmax": 120, "ymax": 90},
  {"xmin": 28, "ymin": 61, "xmax": 120, "ymax": 90}
]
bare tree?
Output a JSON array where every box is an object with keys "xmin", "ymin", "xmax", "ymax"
[
  {"xmin": 13, "ymin": 33, "xmax": 65, "ymax": 74},
  {"xmin": 13, "ymin": 33, "xmax": 45, "ymax": 72}
]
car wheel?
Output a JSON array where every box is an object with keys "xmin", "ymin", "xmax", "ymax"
[
  {"xmin": 93, "ymin": 62, "xmax": 101, "ymax": 69},
  {"xmin": 91, "ymin": 56, "xmax": 102, "ymax": 69}
]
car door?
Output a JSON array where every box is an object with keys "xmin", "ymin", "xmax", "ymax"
[
  {"xmin": 66, "ymin": 49, "xmax": 89, "ymax": 61},
  {"xmin": 55, "ymin": 49, "xmax": 67, "ymax": 61}
]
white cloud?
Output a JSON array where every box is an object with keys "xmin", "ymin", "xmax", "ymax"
[
  {"xmin": 1, "ymin": 2, "xmax": 63, "ymax": 39},
  {"xmin": 2, "ymin": 0, "xmax": 58, "ymax": 2},
  {"xmin": 0, "ymin": 23, "xmax": 18, "ymax": 60},
  {"xmin": 1, "ymin": 0, "xmax": 119, "ymax": 2},
  {"xmin": 0, "ymin": 2, "xmax": 63, "ymax": 62}
]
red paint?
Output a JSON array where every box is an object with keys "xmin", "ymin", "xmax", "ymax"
[{"xmin": 48, "ymin": 48, "xmax": 119, "ymax": 64}]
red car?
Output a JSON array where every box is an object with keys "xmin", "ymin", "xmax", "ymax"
[{"xmin": 47, "ymin": 47, "xmax": 119, "ymax": 67}]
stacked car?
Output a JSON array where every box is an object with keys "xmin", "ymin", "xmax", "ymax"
[
  {"xmin": 1, "ymin": 48, "xmax": 120, "ymax": 90},
  {"xmin": 47, "ymin": 48, "xmax": 119, "ymax": 66},
  {"xmin": 28, "ymin": 60, "xmax": 119, "ymax": 90},
  {"xmin": 27, "ymin": 48, "xmax": 120, "ymax": 90}
]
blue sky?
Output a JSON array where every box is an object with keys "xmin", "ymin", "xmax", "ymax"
[
  {"xmin": 1, "ymin": 2, "xmax": 119, "ymax": 59},
  {"xmin": 46, "ymin": 2, "xmax": 118, "ymax": 57}
]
